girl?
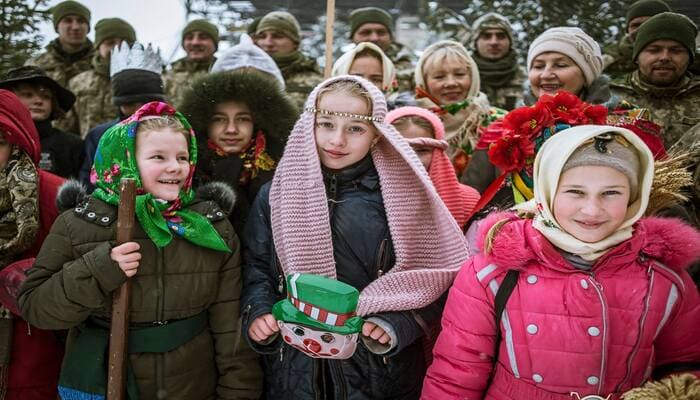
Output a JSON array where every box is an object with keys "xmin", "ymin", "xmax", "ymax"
[
  {"xmin": 179, "ymin": 70, "xmax": 297, "ymax": 235},
  {"xmin": 241, "ymin": 76, "xmax": 469, "ymax": 399},
  {"xmin": 386, "ymin": 106, "xmax": 480, "ymax": 231},
  {"xmin": 414, "ymin": 40, "xmax": 497, "ymax": 175},
  {"xmin": 463, "ymin": 27, "xmax": 666, "ymax": 213},
  {"xmin": 332, "ymin": 42, "xmax": 398, "ymax": 94},
  {"xmin": 422, "ymin": 125, "xmax": 700, "ymax": 399},
  {"xmin": 18, "ymin": 102, "xmax": 261, "ymax": 399}
]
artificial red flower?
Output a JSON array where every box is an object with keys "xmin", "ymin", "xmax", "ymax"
[
  {"xmin": 487, "ymin": 134, "xmax": 535, "ymax": 173},
  {"xmin": 501, "ymin": 103, "xmax": 553, "ymax": 139},
  {"xmin": 575, "ymin": 104, "xmax": 608, "ymax": 125},
  {"xmin": 539, "ymin": 91, "xmax": 584, "ymax": 124}
]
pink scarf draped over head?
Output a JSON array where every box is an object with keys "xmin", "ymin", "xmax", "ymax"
[
  {"xmin": 386, "ymin": 106, "xmax": 480, "ymax": 229},
  {"xmin": 269, "ymin": 75, "xmax": 469, "ymax": 316}
]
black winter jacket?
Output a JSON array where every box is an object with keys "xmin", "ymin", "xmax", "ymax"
[
  {"xmin": 35, "ymin": 119, "xmax": 84, "ymax": 179},
  {"xmin": 241, "ymin": 156, "xmax": 442, "ymax": 400}
]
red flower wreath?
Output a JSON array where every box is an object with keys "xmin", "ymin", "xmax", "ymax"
[
  {"xmin": 500, "ymin": 102, "xmax": 553, "ymax": 139},
  {"xmin": 488, "ymin": 134, "xmax": 535, "ymax": 173}
]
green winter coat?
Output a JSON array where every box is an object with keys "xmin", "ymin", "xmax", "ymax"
[
  {"xmin": 163, "ymin": 57, "xmax": 215, "ymax": 108},
  {"xmin": 18, "ymin": 188, "xmax": 262, "ymax": 400}
]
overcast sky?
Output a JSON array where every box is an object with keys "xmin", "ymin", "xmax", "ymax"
[{"xmin": 38, "ymin": 0, "xmax": 191, "ymax": 64}]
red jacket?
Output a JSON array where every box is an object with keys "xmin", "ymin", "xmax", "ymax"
[{"xmin": 422, "ymin": 213, "xmax": 700, "ymax": 400}]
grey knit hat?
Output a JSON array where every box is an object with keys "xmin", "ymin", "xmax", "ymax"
[
  {"xmin": 563, "ymin": 134, "xmax": 641, "ymax": 201},
  {"xmin": 256, "ymin": 11, "xmax": 301, "ymax": 43},
  {"xmin": 471, "ymin": 13, "xmax": 514, "ymax": 49}
]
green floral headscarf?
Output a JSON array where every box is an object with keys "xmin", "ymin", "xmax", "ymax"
[{"xmin": 91, "ymin": 101, "xmax": 229, "ymax": 252}]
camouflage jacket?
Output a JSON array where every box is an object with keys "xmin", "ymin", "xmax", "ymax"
[
  {"xmin": 163, "ymin": 57, "xmax": 215, "ymax": 108},
  {"xmin": 602, "ymin": 35, "xmax": 636, "ymax": 81},
  {"xmin": 274, "ymin": 52, "xmax": 323, "ymax": 110},
  {"xmin": 610, "ymin": 71, "xmax": 700, "ymax": 148},
  {"xmin": 25, "ymin": 39, "xmax": 94, "ymax": 88},
  {"xmin": 475, "ymin": 51, "xmax": 527, "ymax": 111},
  {"xmin": 66, "ymin": 55, "xmax": 117, "ymax": 137},
  {"xmin": 385, "ymin": 42, "xmax": 415, "ymax": 93}
]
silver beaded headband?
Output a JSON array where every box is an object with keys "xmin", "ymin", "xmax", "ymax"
[{"xmin": 305, "ymin": 107, "xmax": 381, "ymax": 122}]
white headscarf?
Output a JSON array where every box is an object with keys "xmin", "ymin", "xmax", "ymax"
[
  {"xmin": 516, "ymin": 125, "xmax": 655, "ymax": 260},
  {"xmin": 211, "ymin": 34, "xmax": 286, "ymax": 89},
  {"xmin": 414, "ymin": 40, "xmax": 481, "ymax": 99},
  {"xmin": 331, "ymin": 42, "xmax": 397, "ymax": 93}
]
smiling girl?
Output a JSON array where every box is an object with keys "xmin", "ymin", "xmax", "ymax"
[
  {"xmin": 19, "ymin": 102, "xmax": 261, "ymax": 399},
  {"xmin": 423, "ymin": 125, "xmax": 700, "ymax": 399},
  {"xmin": 241, "ymin": 76, "xmax": 469, "ymax": 399}
]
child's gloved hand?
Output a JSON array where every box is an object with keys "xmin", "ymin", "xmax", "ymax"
[
  {"xmin": 110, "ymin": 242, "xmax": 142, "ymax": 278},
  {"xmin": 362, "ymin": 321, "xmax": 391, "ymax": 345},
  {"xmin": 248, "ymin": 313, "xmax": 279, "ymax": 343}
]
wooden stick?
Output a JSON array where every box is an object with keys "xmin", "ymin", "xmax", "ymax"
[
  {"xmin": 323, "ymin": 0, "xmax": 336, "ymax": 78},
  {"xmin": 107, "ymin": 179, "xmax": 137, "ymax": 400}
]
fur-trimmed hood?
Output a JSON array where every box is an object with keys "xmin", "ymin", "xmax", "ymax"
[
  {"xmin": 178, "ymin": 70, "xmax": 299, "ymax": 160},
  {"xmin": 56, "ymin": 180, "xmax": 237, "ymax": 216},
  {"xmin": 476, "ymin": 211, "xmax": 700, "ymax": 273}
]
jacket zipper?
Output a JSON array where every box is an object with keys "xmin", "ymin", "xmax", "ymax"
[
  {"xmin": 331, "ymin": 360, "xmax": 347, "ymax": 400},
  {"xmin": 588, "ymin": 273, "xmax": 608, "ymax": 394},
  {"xmin": 615, "ymin": 268, "xmax": 654, "ymax": 392},
  {"xmin": 155, "ymin": 248, "xmax": 165, "ymax": 396}
]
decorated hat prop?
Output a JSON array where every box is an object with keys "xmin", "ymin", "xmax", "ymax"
[{"xmin": 272, "ymin": 273, "xmax": 364, "ymax": 359}]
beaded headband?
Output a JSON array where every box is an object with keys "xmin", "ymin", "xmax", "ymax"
[{"xmin": 305, "ymin": 107, "xmax": 381, "ymax": 122}]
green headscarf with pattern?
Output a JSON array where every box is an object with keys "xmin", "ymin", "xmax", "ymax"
[{"xmin": 91, "ymin": 101, "xmax": 229, "ymax": 252}]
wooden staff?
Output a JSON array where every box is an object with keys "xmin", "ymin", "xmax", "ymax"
[
  {"xmin": 107, "ymin": 179, "xmax": 137, "ymax": 400},
  {"xmin": 323, "ymin": 0, "xmax": 336, "ymax": 78}
]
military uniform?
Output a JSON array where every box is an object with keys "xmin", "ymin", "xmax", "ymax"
[
  {"xmin": 25, "ymin": 39, "xmax": 93, "ymax": 88},
  {"xmin": 162, "ymin": 57, "xmax": 215, "ymax": 108},
  {"xmin": 602, "ymin": 35, "xmax": 636, "ymax": 80},
  {"xmin": 610, "ymin": 71, "xmax": 700, "ymax": 148},
  {"xmin": 385, "ymin": 42, "xmax": 415, "ymax": 92},
  {"xmin": 474, "ymin": 51, "xmax": 527, "ymax": 111},
  {"xmin": 274, "ymin": 52, "xmax": 323, "ymax": 110},
  {"xmin": 66, "ymin": 55, "xmax": 117, "ymax": 137}
]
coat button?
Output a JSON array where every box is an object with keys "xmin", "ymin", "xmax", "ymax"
[
  {"xmin": 86, "ymin": 212, "xmax": 96, "ymax": 220},
  {"xmin": 526, "ymin": 275, "xmax": 538, "ymax": 284},
  {"xmin": 580, "ymin": 279, "xmax": 589, "ymax": 289},
  {"xmin": 526, "ymin": 324, "xmax": 538, "ymax": 334},
  {"xmin": 532, "ymin": 374, "xmax": 543, "ymax": 383},
  {"xmin": 101, "ymin": 216, "xmax": 110, "ymax": 223},
  {"xmin": 587, "ymin": 327, "xmax": 600, "ymax": 337},
  {"xmin": 587, "ymin": 376, "xmax": 599, "ymax": 385}
]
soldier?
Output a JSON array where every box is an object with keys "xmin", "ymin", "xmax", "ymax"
[
  {"xmin": 610, "ymin": 12, "xmax": 700, "ymax": 148},
  {"xmin": 254, "ymin": 11, "xmax": 322, "ymax": 110},
  {"xmin": 602, "ymin": 0, "xmax": 671, "ymax": 79},
  {"xmin": 470, "ymin": 12, "xmax": 526, "ymax": 110},
  {"xmin": 66, "ymin": 18, "xmax": 136, "ymax": 137},
  {"xmin": 163, "ymin": 19, "xmax": 218, "ymax": 108},
  {"xmin": 349, "ymin": 7, "xmax": 415, "ymax": 92},
  {"xmin": 0, "ymin": 66, "xmax": 84, "ymax": 179},
  {"xmin": 25, "ymin": 1, "xmax": 93, "ymax": 88}
]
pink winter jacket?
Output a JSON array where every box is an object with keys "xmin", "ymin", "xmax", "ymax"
[{"xmin": 422, "ymin": 213, "xmax": 700, "ymax": 400}]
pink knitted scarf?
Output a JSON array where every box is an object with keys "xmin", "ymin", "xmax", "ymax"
[
  {"xmin": 269, "ymin": 76, "xmax": 469, "ymax": 316},
  {"xmin": 386, "ymin": 106, "xmax": 480, "ymax": 230}
]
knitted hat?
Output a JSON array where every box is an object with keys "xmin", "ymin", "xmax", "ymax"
[
  {"xmin": 51, "ymin": 0, "xmax": 90, "ymax": 31},
  {"xmin": 256, "ymin": 11, "xmax": 300, "ymax": 43},
  {"xmin": 527, "ymin": 27, "xmax": 603, "ymax": 87},
  {"xmin": 94, "ymin": 18, "xmax": 136, "ymax": 49},
  {"xmin": 0, "ymin": 66, "xmax": 75, "ymax": 118},
  {"xmin": 626, "ymin": 0, "xmax": 671, "ymax": 27},
  {"xmin": 385, "ymin": 106, "xmax": 480, "ymax": 229},
  {"xmin": 270, "ymin": 75, "xmax": 469, "ymax": 316},
  {"xmin": 272, "ymin": 274, "xmax": 364, "ymax": 335},
  {"xmin": 247, "ymin": 17, "xmax": 261, "ymax": 36},
  {"xmin": 632, "ymin": 12, "xmax": 698, "ymax": 62},
  {"xmin": 110, "ymin": 42, "xmax": 165, "ymax": 106},
  {"xmin": 331, "ymin": 42, "xmax": 397, "ymax": 93},
  {"xmin": 562, "ymin": 134, "xmax": 641, "ymax": 201},
  {"xmin": 471, "ymin": 12, "xmax": 514, "ymax": 49},
  {"xmin": 349, "ymin": 7, "xmax": 393, "ymax": 38},
  {"xmin": 182, "ymin": 19, "xmax": 220, "ymax": 48},
  {"xmin": 211, "ymin": 34, "xmax": 285, "ymax": 88}
]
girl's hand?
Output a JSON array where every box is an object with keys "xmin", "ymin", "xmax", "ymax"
[
  {"xmin": 249, "ymin": 313, "xmax": 279, "ymax": 343},
  {"xmin": 110, "ymin": 242, "xmax": 141, "ymax": 277},
  {"xmin": 362, "ymin": 321, "xmax": 391, "ymax": 345}
]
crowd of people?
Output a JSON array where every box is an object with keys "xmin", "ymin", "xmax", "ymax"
[{"xmin": 0, "ymin": 0, "xmax": 698, "ymax": 399}]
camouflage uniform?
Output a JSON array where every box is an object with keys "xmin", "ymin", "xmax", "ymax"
[
  {"xmin": 474, "ymin": 51, "xmax": 527, "ymax": 111},
  {"xmin": 66, "ymin": 55, "xmax": 117, "ymax": 137},
  {"xmin": 385, "ymin": 42, "xmax": 415, "ymax": 92},
  {"xmin": 25, "ymin": 39, "xmax": 94, "ymax": 88},
  {"xmin": 602, "ymin": 35, "xmax": 636, "ymax": 80},
  {"xmin": 162, "ymin": 57, "xmax": 215, "ymax": 108},
  {"xmin": 610, "ymin": 71, "xmax": 700, "ymax": 148},
  {"xmin": 274, "ymin": 52, "xmax": 323, "ymax": 110}
]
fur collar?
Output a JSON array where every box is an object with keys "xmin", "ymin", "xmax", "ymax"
[
  {"xmin": 56, "ymin": 180, "xmax": 237, "ymax": 215},
  {"xmin": 477, "ymin": 212, "xmax": 700, "ymax": 273}
]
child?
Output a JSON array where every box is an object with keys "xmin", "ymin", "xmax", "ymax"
[
  {"xmin": 18, "ymin": 102, "xmax": 261, "ymax": 399},
  {"xmin": 332, "ymin": 42, "xmax": 397, "ymax": 93},
  {"xmin": 241, "ymin": 75, "xmax": 469, "ymax": 399},
  {"xmin": 386, "ymin": 106, "xmax": 480, "ymax": 231},
  {"xmin": 422, "ymin": 125, "xmax": 700, "ymax": 399}
]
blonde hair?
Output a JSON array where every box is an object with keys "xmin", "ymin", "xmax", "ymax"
[
  {"xmin": 390, "ymin": 116, "xmax": 435, "ymax": 139},
  {"xmin": 420, "ymin": 44, "xmax": 472, "ymax": 83},
  {"xmin": 136, "ymin": 116, "xmax": 190, "ymax": 143},
  {"xmin": 316, "ymin": 80, "xmax": 373, "ymax": 115}
]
